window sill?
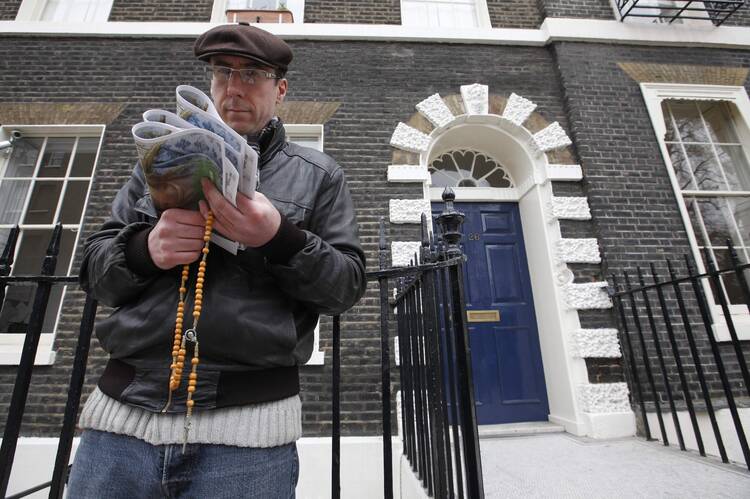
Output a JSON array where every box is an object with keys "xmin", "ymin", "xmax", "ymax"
[{"xmin": 0, "ymin": 348, "xmax": 56, "ymax": 365}]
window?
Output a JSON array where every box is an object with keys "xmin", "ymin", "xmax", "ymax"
[
  {"xmin": 0, "ymin": 126, "xmax": 103, "ymax": 364},
  {"xmin": 429, "ymin": 149, "xmax": 513, "ymax": 188},
  {"xmin": 285, "ymin": 123, "xmax": 325, "ymax": 365},
  {"xmin": 401, "ymin": 0, "xmax": 490, "ymax": 28},
  {"xmin": 16, "ymin": 0, "xmax": 113, "ymax": 22},
  {"xmin": 218, "ymin": 0, "xmax": 305, "ymax": 23},
  {"xmin": 642, "ymin": 84, "xmax": 750, "ymax": 340}
]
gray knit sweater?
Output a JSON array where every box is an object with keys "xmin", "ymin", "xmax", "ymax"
[{"xmin": 79, "ymin": 387, "xmax": 301, "ymax": 448}]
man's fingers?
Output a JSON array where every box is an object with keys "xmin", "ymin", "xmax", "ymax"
[{"xmin": 201, "ymin": 179, "xmax": 238, "ymax": 227}]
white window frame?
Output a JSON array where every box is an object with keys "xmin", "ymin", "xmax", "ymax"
[
  {"xmin": 400, "ymin": 0, "xmax": 491, "ymax": 29},
  {"xmin": 15, "ymin": 0, "xmax": 113, "ymax": 22},
  {"xmin": 641, "ymin": 83, "xmax": 750, "ymax": 341},
  {"xmin": 212, "ymin": 0, "xmax": 305, "ymax": 23},
  {"xmin": 285, "ymin": 123, "xmax": 325, "ymax": 364},
  {"xmin": 0, "ymin": 124, "xmax": 104, "ymax": 365}
]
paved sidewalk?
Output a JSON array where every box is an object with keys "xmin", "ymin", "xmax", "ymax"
[{"xmin": 480, "ymin": 433, "xmax": 750, "ymax": 498}]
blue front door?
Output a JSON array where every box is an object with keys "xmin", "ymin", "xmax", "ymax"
[{"xmin": 434, "ymin": 202, "xmax": 549, "ymax": 425}]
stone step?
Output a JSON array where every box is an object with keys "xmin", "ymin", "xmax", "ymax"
[{"xmin": 478, "ymin": 421, "xmax": 565, "ymax": 439}]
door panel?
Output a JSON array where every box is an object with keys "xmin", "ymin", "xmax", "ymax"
[{"xmin": 434, "ymin": 202, "xmax": 549, "ymax": 424}]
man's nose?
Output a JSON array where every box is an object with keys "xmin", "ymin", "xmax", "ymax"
[{"xmin": 225, "ymin": 71, "xmax": 244, "ymax": 96}]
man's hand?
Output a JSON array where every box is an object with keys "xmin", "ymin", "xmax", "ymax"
[
  {"xmin": 148, "ymin": 208, "xmax": 207, "ymax": 269},
  {"xmin": 199, "ymin": 178, "xmax": 281, "ymax": 248}
]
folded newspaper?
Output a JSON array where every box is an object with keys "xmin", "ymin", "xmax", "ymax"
[{"xmin": 132, "ymin": 85, "xmax": 259, "ymax": 254}]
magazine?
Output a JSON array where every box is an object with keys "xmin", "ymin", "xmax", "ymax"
[{"xmin": 132, "ymin": 85, "xmax": 259, "ymax": 254}]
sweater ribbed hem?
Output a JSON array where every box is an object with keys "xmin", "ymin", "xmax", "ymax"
[{"xmin": 79, "ymin": 387, "xmax": 301, "ymax": 448}]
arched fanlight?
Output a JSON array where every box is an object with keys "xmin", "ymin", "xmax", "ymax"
[{"xmin": 428, "ymin": 149, "xmax": 513, "ymax": 188}]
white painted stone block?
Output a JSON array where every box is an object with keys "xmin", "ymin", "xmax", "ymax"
[
  {"xmin": 547, "ymin": 164, "xmax": 583, "ymax": 181},
  {"xmin": 572, "ymin": 329, "xmax": 621, "ymax": 358},
  {"xmin": 585, "ymin": 411, "xmax": 636, "ymax": 439},
  {"xmin": 557, "ymin": 238, "xmax": 600, "ymax": 263},
  {"xmin": 551, "ymin": 196, "xmax": 591, "ymax": 220},
  {"xmin": 502, "ymin": 92, "xmax": 537, "ymax": 126},
  {"xmin": 578, "ymin": 382, "xmax": 631, "ymax": 413},
  {"xmin": 391, "ymin": 241, "xmax": 422, "ymax": 267},
  {"xmin": 390, "ymin": 122, "xmax": 431, "ymax": 153},
  {"xmin": 460, "ymin": 83, "xmax": 489, "ymax": 115},
  {"xmin": 416, "ymin": 93, "xmax": 454, "ymax": 128},
  {"xmin": 533, "ymin": 122, "xmax": 572, "ymax": 152},
  {"xmin": 387, "ymin": 164, "xmax": 430, "ymax": 183},
  {"xmin": 389, "ymin": 199, "xmax": 431, "ymax": 224},
  {"xmin": 562, "ymin": 282, "xmax": 612, "ymax": 309}
]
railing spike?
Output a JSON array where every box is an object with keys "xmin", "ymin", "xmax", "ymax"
[
  {"xmin": 0, "ymin": 226, "xmax": 20, "ymax": 272},
  {"xmin": 379, "ymin": 217, "xmax": 386, "ymax": 251}
]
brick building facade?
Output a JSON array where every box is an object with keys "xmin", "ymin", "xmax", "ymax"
[{"xmin": 0, "ymin": 0, "xmax": 748, "ymax": 467}]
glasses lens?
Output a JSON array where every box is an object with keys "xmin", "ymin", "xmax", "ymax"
[{"xmin": 239, "ymin": 69, "xmax": 256, "ymax": 85}]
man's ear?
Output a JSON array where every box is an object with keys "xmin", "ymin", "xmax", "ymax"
[{"xmin": 276, "ymin": 78, "xmax": 288, "ymax": 105}]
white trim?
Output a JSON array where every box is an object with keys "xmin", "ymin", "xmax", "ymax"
[
  {"xmin": 640, "ymin": 83, "xmax": 750, "ymax": 341},
  {"xmin": 547, "ymin": 164, "xmax": 583, "ymax": 181},
  {"xmin": 0, "ymin": 124, "xmax": 105, "ymax": 366},
  {"xmin": 1, "ymin": 18, "xmax": 749, "ymax": 49}
]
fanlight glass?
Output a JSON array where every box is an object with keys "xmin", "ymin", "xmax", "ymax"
[{"xmin": 429, "ymin": 150, "xmax": 513, "ymax": 188}]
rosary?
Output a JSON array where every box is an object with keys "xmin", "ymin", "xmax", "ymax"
[{"xmin": 161, "ymin": 210, "xmax": 214, "ymax": 451}]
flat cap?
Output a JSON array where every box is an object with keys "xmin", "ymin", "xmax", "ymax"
[{"xmin": 194, "ymin": 23, "xmax": 293, "ymax": 72}]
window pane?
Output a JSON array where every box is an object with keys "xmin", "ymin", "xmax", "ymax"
[
  {"xmin": 714, "ymin": 249, "xmax": 748, "ymax": 306},
  {"xmin": 700, "ymin": 101, "xmax": 740, "ymax": 144},
  {"xmin": 10, "ymin": 228, "xmax": 77, "ymax": 275},
  {"xmin": 4, "ymin": 138, "xmax": 43, "ymax": 178},
  {"xmin": 686, "ymin": 144, "xmax": 725, "ymax": 191},
  {"xmin": 0, "ymin": 228, "xmax": 10, "ymax": 259},
  {"xmin": 667, "ymin": 143, "xmax": 695, "ymax": 190},
  {"xmin": 730, "ymin": 197, "xmax": 750, "ymax": 246},
  {"xmin": 686, "ymin": 198, "xmax": 706, "ymax": 247},
  {"xmin": 23, "ymin": 181, "xmax": 63, "ymax": 224},
  {"xmin": 485, "ymin": 169, "xmax": 512, "ymax": 188},
  {"xmin": 59, "ymin": 181, "xmax": 90, "ymax": 224},
  {"xmin": 38, "ymin": 138, "xmax": 74, "ymax": 178},
  {"xmin": 0, "ymin": 180, "xmax": 31, "ymax": 224},
  {"xmin": 41, "ymin": 0, "xmax": 112, "ymax": 22},
  {"xmin": 69, "ymin": 137, "xmax": 99, "ymax": 177},
  {"xmin": 717, "ymin": 144, "xmax": 750, "ymax": 192},
  {"xmin": 662, "ymin": 101, "xmax": 678, "ymax": 142},
  {"xmin": 669, "ymin": 101, "xmax": 709, "ymax": 143},
  {"xmin": 696, "ymin": 197, "xmax": 744, "ymax": 248}
]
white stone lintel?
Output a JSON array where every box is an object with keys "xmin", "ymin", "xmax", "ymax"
[
  {"xmin": 547, "ymin": 164, "xmax": 583, "ymax": 181},
  {"xmin": 387, "ymin": 164, "xmax": 430, "ymax": 183}
]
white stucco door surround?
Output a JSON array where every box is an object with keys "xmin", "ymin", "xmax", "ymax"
[{"xmin": 387, "ymin": 84, "xmax": 636, "ymax": 438}]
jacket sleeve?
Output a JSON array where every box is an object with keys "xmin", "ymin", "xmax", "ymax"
[
  {"xmin": 263, "ymin": 166, "xmax": 367, "ymax": 316},
  {"xmin": 79, "ymin": 166, "xmax": 160, "ymax": 308}
]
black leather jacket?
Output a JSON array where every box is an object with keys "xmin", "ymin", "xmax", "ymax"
[{"xmin": 80, "ymin": 121, "xmax": 366, "ymax": 412}]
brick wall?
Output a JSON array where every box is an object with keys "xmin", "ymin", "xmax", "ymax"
[
  {"xmin": 0, "ymin": 36, "xmax": 570, "ymax": 437},
  {"xmin": 554, "ymin": 42, "xmax": 750, "ymax": 419},
  {"xmin": 538, "ymin": 0, "xmax": 614, "ymax": 20},
  {"xmin": 0, "ymin": 0, "xmax": 21, "ymax": 20},
  {"xmin": 303, "ymin": 0, "xmax": 401, "ymax": 24},
  {"xmin": 109, "ymin": 0, "xmax": 213, "ymax": 22},
  {"xmin": 487, "ymin": 0, "xmax": 542, "ymax": 28}
]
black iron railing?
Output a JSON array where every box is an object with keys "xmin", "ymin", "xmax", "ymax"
[
  {"xmin": 616, "ymin": 0, "xmax": 744, "ymax": 26},
  {"xmin": 0, "ymin": 188, "xmax": 483, "ymax": 498},
  {"xmin": 609, "ymin": 242, "xmax": 750, "ymax": 470},
  {"xmin": 0, "ymin": 225, "xmax": 98, "ymax": 499}
]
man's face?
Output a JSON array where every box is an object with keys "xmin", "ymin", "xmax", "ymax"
[{"xmin": 209, "ymin": 54, "xmax": 288, "ymax": 135}]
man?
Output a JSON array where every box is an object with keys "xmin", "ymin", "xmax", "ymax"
[{"xmin": 67, "ymin": 23, "xmax": 366, "ymax": 498}]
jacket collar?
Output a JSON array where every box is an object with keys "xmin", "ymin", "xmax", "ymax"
[{"xmin": 246, "ymin": 117, "xmax": 287, "ymax": 167}]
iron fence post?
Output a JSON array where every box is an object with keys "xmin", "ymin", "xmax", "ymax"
[
  {"xmin": 437, "ymin": 188, "xmax": 483, "ymax": 499},
  {"xmin": 378, "ymin": 218, "xmax": 394, "ymax": 499},
  {"xmin": 0, "ymin": 225, "xmax": 62, "ymax": 497}
]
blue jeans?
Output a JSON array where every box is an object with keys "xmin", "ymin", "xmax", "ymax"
[{"xmin": 67, "ymin": 430, "xmax": 298, "ymax": 498}]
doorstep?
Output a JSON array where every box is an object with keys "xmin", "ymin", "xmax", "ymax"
[{"xmin": 478, "ymin": 421, "xmax": 565, "ymax": 439}]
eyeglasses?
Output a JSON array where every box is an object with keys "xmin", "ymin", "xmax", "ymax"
[{"xmin": 205, "ymin": 65, "xmax": 280, "ymax": 85}]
